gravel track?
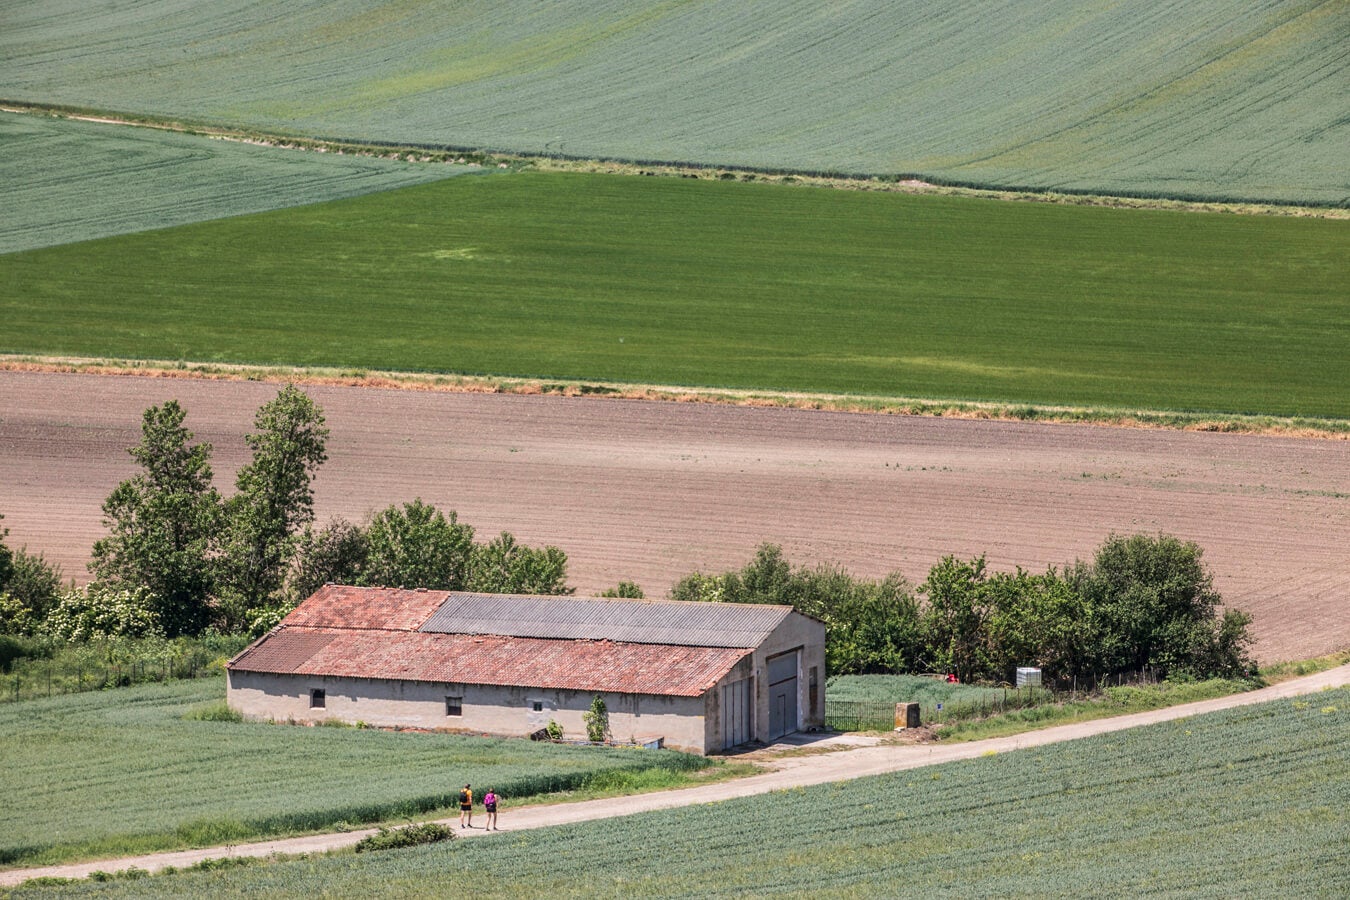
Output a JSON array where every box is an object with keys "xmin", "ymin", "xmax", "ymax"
[{"xmin": 1, "ymin": 371, "xmax": 1347, "ymax": 662}]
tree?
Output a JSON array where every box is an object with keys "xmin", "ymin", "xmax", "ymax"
[
  {"xmin": 218, "ymin": 385, "xmax": 329, "ymax": 626},
  {"xmin": 89, "ymin": 401, "xmax": 221, "ymax": 636},
  {"xmin": 669, "ymin": 571, "xmax": 729, "ymax": 603},
  {"xmin": 465, "ymin": 532, "xmax": 572, "ymax": 595},
  {"xmin": 600, "ymin": 581, "xmax": 645, "ymax": 599},
  {"xmin": 982, "ymin": 567, "xmax": 1094, "ymax": 681},
  {"xmin": 5, "ymin": 548, "xmax": 64, "ymax": 620},
  {"xmin": 363, "ymin": 499, "xmax": 474, "ymax": 590},
  {"xmin": 1069, "ymin": 532, "xmax": 1251, "ymax": 678},
  {"xmin": 288, "ymin": 517, "xmax": 370, "ymax": 601},
  {"xmin": 0, "ymin": 594, "xmax": 37, "ymax": 636},
  {"xmin": 919, "ymin": 555, "xmax": 989, "ymax": 682},
  {"xmin": 826, "ymin": 574, "xmax": 922, "ymax": 675},
  {"xmin": 0, "ymin": 514, "xmax": 13, "ymax": 589}
]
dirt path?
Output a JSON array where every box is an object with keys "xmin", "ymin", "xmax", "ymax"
[
  {"xmin": 2, "ymin": 371, "xmax": 1347, "ymax": 661},
  {"xmin": 3, "ymin": 664, "xmax": 1345, "ymax": 887}
]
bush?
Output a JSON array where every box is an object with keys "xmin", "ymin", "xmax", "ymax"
[
  {"xmin": 600, "ymin": 581, "xmax": 645, "ymax": 599},
  {"xmin": 288, "ymin": 518, "xmax": 369, "ymax": 601},
  {"xmin": 0, "ymin": 632, "xmax": 49, "ymax": 672},
  {"xmin": 674, "ymin": 534, "xmax": 1253, "ymax": 683},
  {"xmin": 4, "ymin": 548, "xmax": 64, "ymax": 619},
  {"xmin": 183, "ymin": 700, "xmax": 244, "ymax": 722},
  {"xmin": 43, "ymin": 584, "xmax": 162, "ymax": 641},
  {"xmin": 584, "ymin": 695, "xmax": 609, "ymax": 743},
  {"xmin": 354, "ymin": 823, "xmax": 455, "ymax": 853},
  {"xmin": 0, "ymin": 593, "xmax": 38, "ymax": 636},
  {"xmin": 364, "ymin": 499, "xmax": 474, "ymax": 590}
]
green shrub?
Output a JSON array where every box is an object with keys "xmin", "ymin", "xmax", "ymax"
[
  {"xmin": 4, "ymin": 548, "xmax": 65, "ymax": 618},
  {"xmin": 183, "ymin": 700, "xmax": 243, "ymax": 722},
  {"xmin": 584, "ymin": 695, "xmax": 609, "ymax": 743},
  {"xmin": 354, "ymin": 823, "xmax": 455, "ymax": 853},
  {"xmin": 43, "ymin": 584, "xmax": 162, "ymax": 641}
]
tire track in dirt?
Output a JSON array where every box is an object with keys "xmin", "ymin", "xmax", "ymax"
[{"xmin": 1, "ymin": 371, "xmax": 1346, "ymax": 661}]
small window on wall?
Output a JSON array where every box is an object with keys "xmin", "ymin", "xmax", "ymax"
[
  {"xmin": 310, "ymin": 689, "xmax": 326, "ymax": 709},
  {"xmin": 446, "ymin": 696, "xmax": 463, "ymax": 717},
  {"xmin": 532, "ymin": 700, "xmax": 544, "ymax": 712}
]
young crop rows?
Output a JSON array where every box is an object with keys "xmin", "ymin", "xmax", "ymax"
[
  {"xmin": 0, "ymin": 115, "xmax": 465, "ymax": 255},
  {"xmin": 16, "ymin": 687, "xmax": 1341, "ymax": 897},
  {"xmin": 5, "ymin": 173, "xmax": 1347, "ymax": 418},
  {"xmin": 0, "ymin": 679, "xmax": 703, "ymax": 867},
  {"xmin": 3, "ymin": 0, "xmax": 1344, "ymax": 204}
]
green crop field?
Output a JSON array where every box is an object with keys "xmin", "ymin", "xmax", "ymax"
[
  {"xmin": 827, "ymin": 675, "xmax": 1008, "ymax": 707},
  {"xmin": 12, "ymin": 689, "xmax": 1346, "ymax": 897},
  {"xmin": 2, "ymin": 0, "xmax": 1345, "ymax": 204},
  {"xmin": 0, "ymin": 679, "xmax": 705, "ymax": 868},
  {"xmin": 0, "ymin": 114, "xmax": 469, "ymax": 254},
  {"xmin": 4, "ymin": 172, "xmax": 1347, "ymax": 418}
]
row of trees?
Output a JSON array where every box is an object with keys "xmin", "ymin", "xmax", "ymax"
[
  {"xmin": 1, "ymin": 387, "xmax": 573, "ymax": 642},
  {"xmin": 672, "ymin": 536, "xmax": 1254, "ymax": 683},
  {"xmin": 1, "ymin": 387, "xmax": 1254, "ymax": 686}
]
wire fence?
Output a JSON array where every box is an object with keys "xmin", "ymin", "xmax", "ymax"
[
  {"xmin": 2, "ymin": 640, "xmax": 243, "ymax": 703},
  {"xmin": 6, "ymin": 654, "xmax": 217, "ymax": 702}
]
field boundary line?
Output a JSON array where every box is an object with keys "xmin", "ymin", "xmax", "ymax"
[
  {"xmin": 4, "ymin": 664, "xmax": 1346, "ymax": 887},
  {"xmin": 4, "ymin": 104, "xmax": 1346, "ymax": 218},
  {"xmin": 2, "ymin": 357, "xmax": 1346, "ymax": 440}
]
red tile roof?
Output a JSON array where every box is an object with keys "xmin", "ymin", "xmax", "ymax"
[
  {"xmin": 284, "ymin": 584, "xmax": 450, "ymax": 631},
  {"xmin": 230, "ymin": 626, "xmax": 749, "ymax": 697}
]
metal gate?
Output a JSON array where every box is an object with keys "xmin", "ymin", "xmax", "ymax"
[
  {"xmin": 766, "ymin": 650, "xmax": 799, "ymax": 740},
  {"xmin": 721, "ymin": 677, "xmax": 753, "ymax": 749}
]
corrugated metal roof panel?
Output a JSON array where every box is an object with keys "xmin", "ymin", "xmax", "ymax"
[
  {"xmin": 418, "ymin": 593, "xmax": 792, "ymax": 648},
  {"xmin": 228, "ymin": 626, "xmax": 749, "ymax": 697}
]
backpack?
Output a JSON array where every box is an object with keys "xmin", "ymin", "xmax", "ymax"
[{"xmin": 459, "ymin": 789, "xmax": 470, "ymax": 805}]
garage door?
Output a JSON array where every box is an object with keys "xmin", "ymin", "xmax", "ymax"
[
  {"xmin": 767, "ymin": 650, "xmax": 799, "ymax": 740},
  {"xmin": 721, "ymin": 677, "xmax": 753, "ymax": 749}
]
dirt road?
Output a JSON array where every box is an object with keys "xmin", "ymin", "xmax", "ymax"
[
  {"xmin": 3, "ymin": 663, "xmax": 1345, "ymax": 887},
  {"xmin": 2, "ymin": 371, "xmax": 1347, "ymax": 661}
]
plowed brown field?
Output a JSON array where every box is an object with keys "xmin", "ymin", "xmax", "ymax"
[{"xmin": 2, "ymin": 372, "xmax": 1346, "ymax": 662}]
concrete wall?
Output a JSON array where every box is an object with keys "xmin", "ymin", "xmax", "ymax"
[
  {"xmin": 227, "ymin": 670, "xmax": 712, "ymax": 753},
  {"xmin": 701, "ymin": 611, "xmax": 826, "ymax": 752},
  {"xmin": 226, "ymin": 610, "xmax": 825, "ymax": 756}
]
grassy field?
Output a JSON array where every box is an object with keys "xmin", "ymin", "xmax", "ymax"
[
  {"xmin": 827, "ymin": 674, "xmax": 1010, "ymax": 707},
  {"xmin": 3, "ymin": 1, "xmax": 1344, "ymax": 204},
  {"xmin": 11, "ymin": 687, "xmax": 1346, "ymax": 897},
  {"xmin": 0, "ymin": 678, "xmax": 707, "ymax": 868},
  {"xmin": 0, "ymin": 114, "xmax": 470, "ymax": 254},
  {"xmin": 4, "ymin": 171, "xmax": 1347, "ymax": 418}
]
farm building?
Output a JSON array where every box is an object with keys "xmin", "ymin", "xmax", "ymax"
[{"xmin": 226, "ymin": 585, "xmax": 825, "ymax": 754}]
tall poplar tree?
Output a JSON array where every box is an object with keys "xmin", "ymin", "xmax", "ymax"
[
  {"xmin": 90, "ymin": 400, "xmax": 221, "ymax": 636},
  {"xmin": 219, "ymin": 385, "xmax": 328, "ymax": 624}
]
